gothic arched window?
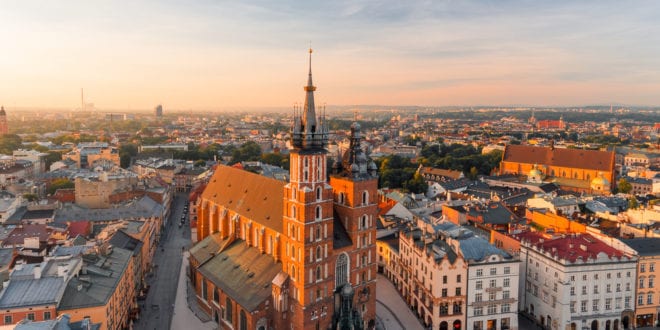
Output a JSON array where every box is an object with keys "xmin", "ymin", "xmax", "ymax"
[
  {"xmin": 316, "ymin": 187, "xmax": 322, "ymax": 201},
  {"xmin": 315, "ymin": 206, "xmax": 322, "ymax": 220},
  {"xmin": 240, "ymin": 310, "xmax": 247, "ymax": 330},
  {"xmin": 362, "ymin": 191, "xmax": 368, "ymax": 205},
  {"xmin": 335, "ymin": 253, "xmax": 349, "ymax": 289},
  {"xmin": 226, "ymin": 298, "xmax": 233, "ymax": 323}
]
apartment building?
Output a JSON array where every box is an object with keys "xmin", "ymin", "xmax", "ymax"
[{"xmin": 518, "ymin": 232, "xmax": 637, "ymax": 330}]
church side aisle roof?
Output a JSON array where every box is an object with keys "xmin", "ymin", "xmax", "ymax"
[{"xmin": 197, "ymin": 239, "xmax": 282, "ymax": 312}]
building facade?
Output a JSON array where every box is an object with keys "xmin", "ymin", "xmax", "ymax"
[
  {"xmin": 398, "ymin": 227, "xmax": 467, "ymax": 329},
  {"xmin": 499, "ymin": 145, "xmax": 615, "ymax": 195},
  {"xmin": 622, "ymin": 238, "xmax": 660, "ymax": 328},
  {"xmin": 518, "ymin": 232, "xmax": 637, "ymax": 330},
  {"xmin": 464, "ymin": 239, "xmax": 520, "ymax": 330}
]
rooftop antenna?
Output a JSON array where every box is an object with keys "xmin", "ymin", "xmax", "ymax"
[{"xmin": 81, "ymin": 88, "xmax": 84, "ymax": 111}]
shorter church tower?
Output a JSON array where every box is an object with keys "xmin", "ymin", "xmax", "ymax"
[
  {"xmin": 0, "ymin": 106, "xmax": 7, "ymax": 135},
  {"xmin": 330, "ymin": 119, "xmax": 379, "ymax": 329}
]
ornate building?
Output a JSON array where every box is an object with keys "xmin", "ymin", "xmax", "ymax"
[
  {"xmin": 499, "ymin": 145, "xmax": 615, "ymax": 195},
  {"xmin": 189, "ymin": 50, "xmax": 378, "ymax": 330}
]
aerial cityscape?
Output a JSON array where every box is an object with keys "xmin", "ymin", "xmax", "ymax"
[{"xmin": 2, "ymin": 1, "xmax": 660, "ymax": 330}]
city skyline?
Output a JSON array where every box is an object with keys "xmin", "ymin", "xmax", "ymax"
[{"xmin": 2, "ymin": 1, "xmax": 660, "ymax": 110}]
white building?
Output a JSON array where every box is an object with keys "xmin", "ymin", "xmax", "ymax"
[
  {"xmin": 526, "ymin": 195, "xmax": 580, "ymax": 217},
  {"xmin": 13, "ymin": 149, "xmax": 48, "ymax": 177},
  {"xmin": 462, "ymin": 236, "xmax": 520, "ymax": 330},
  {"xmin": 518, "ymin": 232, "xmax": 637, "ymax": 330}
]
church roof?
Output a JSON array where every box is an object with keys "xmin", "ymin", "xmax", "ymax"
[
  {"xmin": 197, "ymin": 238, "xmax": 282, "ymax": 312},
  {"xmin": 502, "ymin": 145, "xmax": 614, "ymax": 172},
  {"xmin": 202, "ymin": 165, "xmax": 285, "ymax": 233},
  {"xmin": 418, "ymin": 167, "xmax": 463, "ymax": 180}
]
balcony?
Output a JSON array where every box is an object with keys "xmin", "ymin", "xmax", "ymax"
[{"xmin": 470, "ymin": 298, "xmax": 516, "ymax": 308}]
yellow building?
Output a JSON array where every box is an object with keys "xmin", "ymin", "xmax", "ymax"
[
  {"xmin": 58, "ymin": 246, "xmax": 136, "ymax": 330},
  {"xmin": 621, "ymin": 238, "xmax": 660, "ymax": 328}
]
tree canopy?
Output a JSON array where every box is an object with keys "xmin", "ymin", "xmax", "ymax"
[
  {"xmin": 48, "ymin": 178, "xmax": 74, "ymax": 195},
  {"xmin": 419, "ymin": 143, "xmax": 502, "ymax": 176},
  {"xmin": 0, "ymin": 134, "xmax": 22, "ymax": 155},
  {"xmin": 377, "ymin": 155, "xmax": 426, "ymax": 193}
]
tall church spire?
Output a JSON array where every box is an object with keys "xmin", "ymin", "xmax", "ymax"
[
  {"xmin": 302, "ymin": 48, "xmax": 317, "ymax": 134},
  {"xmin": 291, "ymin": 48, "xmax": 327, "ymax": 150}
]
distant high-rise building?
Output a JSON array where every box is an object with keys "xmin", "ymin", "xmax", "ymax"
[
  {"xmin": 154, "ymin": 104, "xmax": 163, "ymax": 117},
  {"xmin": 0, "ymin": 106, "xmax": 8, "ymax": 135}
]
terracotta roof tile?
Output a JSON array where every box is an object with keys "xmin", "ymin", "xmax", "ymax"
[
  {"xmin": 517, "ymin": 231, "xmax": 627, "ymax": 263},
  {"xmin": 202, "ymin": 165, "xmax": 284, "ymax": 233},
  {"xmin": 502, "ymin": 145, "xmax": 614, "ymax": 172}
]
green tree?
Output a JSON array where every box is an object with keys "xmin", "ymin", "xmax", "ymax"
[
  {"xmin": 262, "ymin": 152, "xmax": 289, "ymax": 170},
  {"xmin": 194, "ymin": 159, "xmax": 207, "ymax": 167},
  {"xmin": 468, "ymin": 166, "xmax": 479, "ymax": 180},
  {"xmin": 230, "ymin": 141, "xmax": 262, "ymax": 164},
  {"xmin": 44, "ymin": 151, "xmax": 62, "ymax": 170},
  {"xmin": 0, "ymin": 134, "xmax": 22, "ymax": 155},
  {"xmin": 629, "ymin": 197, "xmax": 639, "ymax": 209},
  {"xmin": 48, "ymin": 178, "xmax": 74, "ymax": 195},
  {"xmin": 23, "ymin": 193, "xmax": 38, "ymax": 202},
  {"xmin": 617, "ymin": 178, "xmax": 632, "ymax": 194},
  {"xmin": 403, "ymin": 173, "xmax": 426, "ymax": 194},
  {"xmin": 119, "ymin": 143, "xmax": 138, "ymax": 168}
]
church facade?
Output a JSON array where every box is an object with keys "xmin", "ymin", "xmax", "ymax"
[
  {"xmin": 189, "ymin": 50, "xmax": 378, "ymax": 330},
  {"xmin": 499, "ymin": 144, "xmax": 615, "ymax": 194}
]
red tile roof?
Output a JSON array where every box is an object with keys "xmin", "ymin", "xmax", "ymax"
[
  {"xmin": 378, "ymin": 201, "xmax": 396, "ymax": 216},
  {"xmin": 418, "ymin": 166, "xmax": 463, "ymax": 180},
  {"xmin": 517, "ymin": 231, "xmax": 627, "ymax": 263},
  {"xmin": 3, "ymin": 224, "xmax": 51, "ymax": 247},
  {"xmin": 502, "ymin": 145, "xmax": 614, "ymax": 172},
  {"xmin": 67, "ymin": 221, "xmax": 91, "ymax": 238},
  {"xmin": 537, "ymin": 120, "xmax": 563, "ymax": 129}
]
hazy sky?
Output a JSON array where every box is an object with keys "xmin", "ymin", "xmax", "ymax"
[{"xmin": 1, "ymin": 1, "xmax": 660, "ymax": 110}]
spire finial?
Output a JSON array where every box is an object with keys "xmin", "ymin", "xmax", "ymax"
[{"xmin": 308, "ymin": 47, "xmax": 313, "ymax": 76}]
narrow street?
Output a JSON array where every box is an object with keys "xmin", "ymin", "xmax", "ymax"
[{"xmin": 134, "ymin": 193, "xmax": 191, "ymax": 330}]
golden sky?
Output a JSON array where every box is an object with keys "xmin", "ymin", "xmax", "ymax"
[{"xmin": 1, "ymin": 1, "xmax": 660, "ymax": 110}]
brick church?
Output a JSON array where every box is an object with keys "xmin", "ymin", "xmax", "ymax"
[{"xmin": 190, "ymin": 50, "xmax": 379, "ymax": 330}]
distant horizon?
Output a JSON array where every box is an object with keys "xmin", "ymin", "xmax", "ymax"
[
  {"xmin": 3, "ymin": 103, "xmax": 660, "ymax": 115},
  {"xmin": 2, "ymin": 1, "xmax": 660, "ymax": 109}
]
